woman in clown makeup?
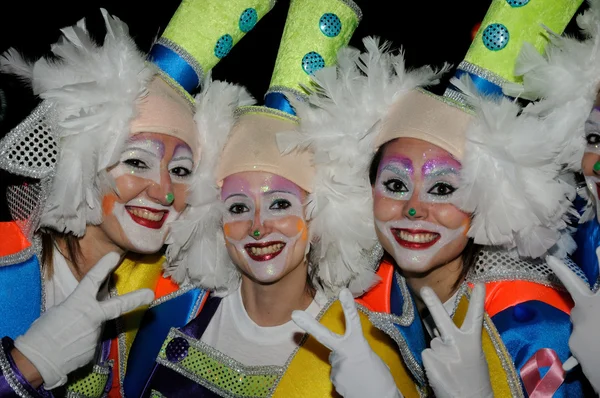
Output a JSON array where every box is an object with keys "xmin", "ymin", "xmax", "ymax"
[
  {"xmin": 507, "ymin": 0, "xmax": 600, "ymax": 393},
  {"xmin": 134, "ymin": 1, "xmax": 431, "ymax": 397},
  {"xmin": 285, "ymin": 35, "xmax": 594, "ymax": 397},
  {"xmin": 0, "ymin": 2, "xmax": 261, "ymax": 395}
]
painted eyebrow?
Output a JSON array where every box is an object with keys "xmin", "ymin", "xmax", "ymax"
[
  {"xmin": 224, "ymin": 193, "xmax": 250, "ymax": 200},
  {"xmin": 122, "ymin": 146, "xmax": 159, "ymax": 157},
  {"xmin": 423, "ymin": 167, "xmax": 460, "ymax": 178},
  {"xmin": 262, "ymin": 189, "xmax": 297, "ymax": 195},
  {"xmin": 381, "ymin": 163, "xmax": 412, "ymax": 176},
  {"xmin": 170, "ymin": 155, "xmax": 194, "ymax": 162}
]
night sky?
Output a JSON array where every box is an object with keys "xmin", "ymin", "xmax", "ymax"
[{"xmin": 0, "ymin": 0, "xmax": 589, "ymax": 220}]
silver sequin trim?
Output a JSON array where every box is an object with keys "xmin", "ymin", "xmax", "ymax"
[
  {"xmin": 456, "ymin": 60, "xmax": 508, "ymax": 89},
  {"xmin": 0, "ymin": 246, "xmax": 36, "ymax": 267},
  {"xmin": 337, "ymin": 0, "xmax": 363, "ymax": 21},
  {"xmin": 150, "ymin": 390, "xmax": 166, "ymax": 398},
  {"xmin": 234, "ymin": 106, "xmax": 300, "ymax": 123},
  {"xmin": 417, "ymin": 88, "xmax": 476, "ymax": 116},
  {"xmin": 148, "ymin": 284, "xmax": 204, "ymax": 310},
  {"xmin": 362, "ymin": 273, "xmax": 426, "ymax": 386},
  {"xmin": 158, "ymin": 329, "xmax": 285, "ymax": 398},
  {"xmin": 265, "ymin": 86, "xmax": 308, "ymax": 102},
  {"xmin": 0, "ymin": 101, "xmax": 59, "ymax": 179},
  {"xmin": 442, "ymin": 87, "xmax": 473, "ymax": 109},
  {"xmin": 156, "ymin": 37, "xmax": 204, "ymax": 86},
  {"xmin": 109, "ymin": 284, "xmax": 128, "ymax": 398},
  {"xmin": 0, "ymin": 341, "xmax": 33, "ymax": 398}
]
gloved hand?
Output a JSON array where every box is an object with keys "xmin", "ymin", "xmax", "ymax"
[
  {"xmin": 14, "ymin": 252, "xmax": 154, "ymax": 389},
  {"xmin": 292, "ymin": 288, "xmax": 402, "ymax": 398},
  {"xmin": 421, "ymin": 284, "xmax": 493, "ymax": 398},
  {"xmin": 547, "ymin": 253, "xmax": 600, "ymax": 393}
]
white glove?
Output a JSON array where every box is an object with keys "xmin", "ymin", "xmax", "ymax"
[
  {"xmin": 421, "ymin": 284, "xmax": 493, "ymax": 398},
  {"xmin": 14, "ymin": 252, "xmax": 154, "ymax": 389},
  {"xmin": 547, "ymin": 253, "xmax": 600, "ymax": 393},
  {"xmin": 292, "ymin": 288, "xmax": 402, "ymax": 398}
]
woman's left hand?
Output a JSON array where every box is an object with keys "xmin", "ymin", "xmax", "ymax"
[
  {"xmin": 421, "ymin": 283, "xmax": 493, "ymax": 398},
  {"xmin": 292, "ymin": 288, "xmax": 402, "ymax": 398},
  {"xmin": 547, "ymin": 253, "xmax": 600, "ymax": 393}
]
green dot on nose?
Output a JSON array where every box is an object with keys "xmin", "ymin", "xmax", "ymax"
[
  {"xmin": 594, "ymin": 162, "xmax": 600, "ymax": 172},
  {"xmin": 408, "ymin": 208, "xmax": 416, "ymax": 216}
]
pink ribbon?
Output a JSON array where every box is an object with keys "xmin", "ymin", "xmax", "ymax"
[{"xmin": 520, "ymin": 348, "xmax": 565, "ymax": 398}]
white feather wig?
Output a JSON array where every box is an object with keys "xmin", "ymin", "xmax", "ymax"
[
  {"xmin": 451, "ymin": 76, "xmax": 578, "ymax": 259},
  {"xmin": 0, "ymin": 9, "xmax": 152, "ymax": 236},
  {"xmin": 506, "ymin": 1, "xmax": 600, "ymax": 173},
  {"xmin": 164, "ymin": 78, "xmax": 255, "ymax": 296},
  {"xmin": 277, "ymin": 37, "xmax": 448, "ymax": 295}
]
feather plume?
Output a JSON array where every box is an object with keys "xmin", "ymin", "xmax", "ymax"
[
  {"xmin": 0, "ymin": 48, "xmax": 33, "ymax": 84},
  {"xmin": 277, "ymin": 37, "xmax": 447, "ymax": 296},
  {"xmin": 164, "ymin": 78, "xmax": 255, "ymax": 294},
  {"xmin": 452, "ymin": 74, "xmax": 577, "ymax": 258},
  {"xmin": 1, "ymin": 9, "xmax": 151, "ymax": 236}
]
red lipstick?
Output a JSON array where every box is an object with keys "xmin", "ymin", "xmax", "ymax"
[
  {"xmin": 391, "ymin": 228, "xmax": 440, "ymax": 250},
  {"xmin": 126, "ymin": 206, "xmax": 168, "ymax": 229},
  {"xmin": 244, "ymin": 241, "xmax": 286, "ymax": 261}
]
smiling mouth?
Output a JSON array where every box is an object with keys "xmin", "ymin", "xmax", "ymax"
[
  {"xmin": 245, "ymin": 241, "xmax": 286, "ymax": 261},
  {"xmin": 391, "ymin": 228, "xmax": 440, "ymax": 250},
  {"xmin": 126, "ymin": 206, "xmax": 168, "ymax": 229}
]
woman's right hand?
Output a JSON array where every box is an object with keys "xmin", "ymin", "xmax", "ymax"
[{"xmin": 13, "ymin": 252, "xmax": 154, "ymax": 389}]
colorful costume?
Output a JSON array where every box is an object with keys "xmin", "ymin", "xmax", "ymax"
[
  {"xmin": 280, "ymin": 0, "xmax": 592, "ymax": 396},
  {"xmin": 0, "ymin": 1, "xmax": 269, "ymax": 396},
  {"xmin": 125, "ymin": 1, "xmax": 424, "ymax": 397}
]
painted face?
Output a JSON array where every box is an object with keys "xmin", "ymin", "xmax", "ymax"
[
  {"xmin": 583, "ymin": 98, "xmax": 600, "ymax": 221},
  {"xmin": 221, "ymin": 171, "xmax": 309, "ymax": 283},
  {"xmin": 373, "ymin": 138, "xmax": 470, "ymax": 273},
  {"xmin": 100, "ymin": 132, "xmax": 193, "ymax": 253}
]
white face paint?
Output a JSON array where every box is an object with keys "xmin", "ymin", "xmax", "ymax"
[
  {"xmin": 375, "ymin": 219, "xmax": 465, "ymax": 272},
  {"xmin": 223, "ymin": 183, "xmax": 306, "ymax": 282},
  {"xmin": 111, "ymin": 198, "xmax": 180, "ymax": 252},
  {"xmin": 584, "ymin": 110, "xmax": 600, "ymax": 221},
  {"xmin": 106, "ymin": 136, "xmax": 192, "ymax": 253}
]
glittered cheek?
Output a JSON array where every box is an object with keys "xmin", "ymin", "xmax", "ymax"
[
  {"xmin": 171, "ymin": 182, "xmax": 189, "ymax": 212},
  {"xmin": 223, "ymin": 220, "xmax": 252, "ymax": 241},
  {"xmin": 102, "ymin": 193, "xmax": 118, "ymax": 216},
  {"xmin": 112, "ymin": 174, "xmax": 152, "ymax": 202},
  {"xmin": 265, "ymin": 215, "xmax": 305, "ymax": 239},
  {"xmin": 582, "ymin": 153, "xmax": 600, "ymax": 176},
  {"xmin": 431, "ymin": 204, "xmax": 470, "ymax": 232},
  {"xmin": 373, "ymin": 193, "xmax": 405, "ymax": 222}
]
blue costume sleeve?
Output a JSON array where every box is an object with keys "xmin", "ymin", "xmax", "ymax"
[
  {"xmin": 0, "ymin": 337, "xmax": 52, "ymax": 398},
  {"xmin": 491, "ymin": 300, "xmax": 593, "ymax": 397}
]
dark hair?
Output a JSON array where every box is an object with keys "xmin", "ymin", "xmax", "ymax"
[
  {"xmin": 41, "ymin": 231, "xmax": 84, "ymax": 279},
  {"xmin": 368, "ymin": 138, "xmax": 482, "ymax": 288}
]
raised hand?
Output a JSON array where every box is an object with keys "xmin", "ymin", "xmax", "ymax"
[
  {"xmin": 292, "ymin": 288, "xmax": 402, "ymax": 398},
  {"xmin": 14, "ymin": 252, "xmax": 154, "ymax": 389},
  {"xmin": 421, "ymin": 284, "xmax": 493, "ymax": 398},
  {"xmin": 547, "ymin": 253, "xmax": 600, "ymax": 393}
]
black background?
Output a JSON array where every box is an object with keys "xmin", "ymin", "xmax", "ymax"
[{"xmin": 0, "ymin": 0, "xmax": 589, "ymax": 221}]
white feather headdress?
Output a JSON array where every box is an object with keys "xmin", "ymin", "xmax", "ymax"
[
  {"xmin": 451, "ymin": 76, "xmax": 578, "ymax": 258},
  {"xmin": 277, "ymin": 37, "xmax": 448, "ymax": 295},
  {"xmin": 0, "ymin": 9, "xmax": 152, "ymax": 236},
  {"xmin": 505, "ymin": 1, "xmax": 600, "ymax": 223},
  {"xmin": 164, "ymin": 78, "xmax": 255, "ymax": 295}
]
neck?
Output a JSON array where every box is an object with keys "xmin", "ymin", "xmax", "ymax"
[
  {"xmin": 56, "ymin": 225, "xmax": 125, "ymax": 281},
  {"xmin": 240, "ymin": 260, "xmax": 314, "ymax": 327},
  {"xmin": 404, "ymin": 255, "xmax": 464, "ymax": 313}
]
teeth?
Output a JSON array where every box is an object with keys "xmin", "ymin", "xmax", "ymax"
[
  {"xmin": 397, "ymin": 230, "xmax": 438, "ymax": 243},
  {"xmin": 249, "ymin": 243, "xmax": 285, "ymax": 256},
  {"xmin": 129, "ymin": 208, "xmax": 165, "ymax": 222}
]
